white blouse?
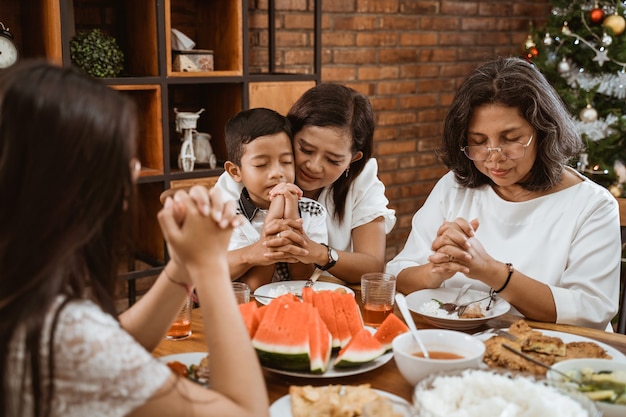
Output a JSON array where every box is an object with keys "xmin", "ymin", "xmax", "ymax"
[
  {"xmin": 386, "ymin": 168, "xmax": 621, "ymax": 330},
  {"xmin": 9, "ymin": 298, "xmax": 171, "ymax": 417}
]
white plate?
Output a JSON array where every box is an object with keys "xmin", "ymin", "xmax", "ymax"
[
  {"xmin": 253, "ymin": 280, "xmax": 355, "ymax": 305},
  {"xmin": 405, "ymin": 288, "xmax": 510, "ymax": 330},
  {"xmin": 159, "ymin": 352, "xmax": 208, "ymax": 366},
  {"xmin": 270, "ymin": 388, "xmax": 412, "ymax": 417},
  {"xmin": 474, "ymin": 329, "xmax": 626, "ymax": 362},
  {"xmin": 263, "ymin": 326, "xmax": 392, "ymax": 378}
]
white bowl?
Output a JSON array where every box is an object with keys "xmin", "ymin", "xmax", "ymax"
[
  {"xmin": 405, "ymin": 287, "xmax": 510, "ymax": 330},
  {"xmin": 548, "ymin": 358, "xmax": 626, "ymax": 417},
  {"xmin": 392, "ymin": 329, "xmax": 485, "ymax": 386},
  {"xmin": 414, "ymin": 368, "xmax": 600, "ymax": 417}
]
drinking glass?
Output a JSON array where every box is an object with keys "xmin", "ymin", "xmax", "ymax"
[
  {"xmin": 361, "ymin": 272, "xmax": 396, "ymax": 327},
  {"xmin": 166, "ymin": 296, "xmax": 192, "ymax": 340},
  {"xmin": 233, "ymin": 282, "xmax": 250, "ymax": 304}
]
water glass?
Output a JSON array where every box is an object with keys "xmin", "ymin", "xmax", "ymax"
[
  {"xmin": 233, "ymin": 282, "xmax": 250, "ymax": 304},
  {"xmin": 361, "ymin": 272, "xmax": 396, "ymax": 327}
]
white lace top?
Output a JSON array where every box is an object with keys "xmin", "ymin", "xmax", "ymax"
[{"xmin": 8, "ymin": 297, "xmax": 171, "ymax": 417}]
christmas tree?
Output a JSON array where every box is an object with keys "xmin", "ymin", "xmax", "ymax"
[{"xmin": 529, "ymin": 0, "xmax": 626, "ymax": 197}]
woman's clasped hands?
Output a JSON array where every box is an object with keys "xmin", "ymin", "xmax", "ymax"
[{"xmin": 429, "ymin": 218, "xmax": 486, "ymax": 279}]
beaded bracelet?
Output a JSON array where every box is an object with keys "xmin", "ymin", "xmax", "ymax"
[
  {"xmin": 163, "ymin": 268, "xmax": 195, "ymax": 297},
  {"xmin": 493, "ymin": 263, "xmax": 514, "ymax": 293}
]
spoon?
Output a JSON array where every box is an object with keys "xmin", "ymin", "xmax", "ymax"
[{"xmin": 395, "ymin": 293, "xmax": 430, "ymax": 359}]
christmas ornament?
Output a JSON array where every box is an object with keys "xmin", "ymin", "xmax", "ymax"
[
  {"xmin": 593, "ymin": 48, "xmax": 611, "ymax": 66},
  {"xmin": 561, "ymin": 21, "xmax": 572, "ymax": 35},
  {"xmin": 524, "ymin": 34, "xmax": 536, "ymax": 50},
  {"xmin": 609, "ymin": 183, "xmax": 623, "ymax": 197},
  {"xmin": 590, "ymin": 7, "xmax": 605, "ymax": 24},
  {"xmin": 558, "ymin": 58, "xmax": 571, "ymax": 74},
  {"xmin": 580, "ymin": 104, "xmax": 598, "ymax": 122},
  {"xmin": 543, "ymin": 32, "xmax": 553, "ymax": 46},
  {"xmin": 603, "ymin": 14, "xmax": 626, "ymax": 35},
  {"xmin": 601, "ymin": 31, "xmax": 613, "ymax": 46}
]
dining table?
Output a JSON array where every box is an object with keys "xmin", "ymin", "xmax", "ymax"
[{"xmin": 152, "ymin": 286, "xmax": 626, "ymax": 406}]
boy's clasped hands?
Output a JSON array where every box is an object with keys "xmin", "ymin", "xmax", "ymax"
[{"xmin": 263, "ymin": 182, "xmax": 309, "ymax": 263}]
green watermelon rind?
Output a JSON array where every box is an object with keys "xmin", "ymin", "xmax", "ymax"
[
  {"xmin": 254, "ymin": 348, "xmax": 310, "ymax": 371},
  {"xmin": 333, "ymin": 349, "xmax": 385, "ymax": 368}
]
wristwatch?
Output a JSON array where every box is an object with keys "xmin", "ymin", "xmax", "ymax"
[{"xmin": 315, "ymin": 243, "xmax": 338, "ymax": 271}]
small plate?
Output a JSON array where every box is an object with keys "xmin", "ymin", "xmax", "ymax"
[
  {"xmin": 253, "ymin": 280, "xmax": 354, "ymax": 305},
  {"xmin": 159, "ymin": 352, "xmax": 208, "ymax": 367},
  {"xmin": 405, "ymin": 288, "xmax": 510, "ymax": 330},
  {"xmin": 270, "ymin": 388, "xmax": 413, "ymax": 417}
]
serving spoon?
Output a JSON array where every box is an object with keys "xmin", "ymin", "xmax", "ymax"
[
  {"xmin": 438, "ymin": 283, "xmax": 472, "ymax": 314},
  {"xmin": 395, "ymin": 293, "xmax": 430, "ymax": 359}
]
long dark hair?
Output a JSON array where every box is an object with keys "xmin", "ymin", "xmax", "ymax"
[
  {"xmin": 0, "ymin": 61, "xmax": 137, "ymax": 417},
  {"xmin": 287, "ymin": 83, "xmax": 374, "ymax": 222},
  {"xmin": 438, "ymin": 56, "xmax": 584, "ymax": 190}
]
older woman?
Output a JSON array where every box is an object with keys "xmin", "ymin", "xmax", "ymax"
[{"xmin": 386, "ymin": 56, "xmax": 620, "ymax": 330}]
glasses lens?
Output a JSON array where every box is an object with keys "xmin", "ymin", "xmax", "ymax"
[
  {"xmin": 503, "ymin": 142, "xmax": 525, "ymax": 159},
  {"xmin": 463, "ymin": 146, "xmax": 488, "ymax": 161}
]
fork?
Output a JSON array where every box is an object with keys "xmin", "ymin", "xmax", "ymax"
[
  {"xmin": 438, "ymin": 283, "xmax": 472, "ymax": 314},
  {"xmin": 304, "ymin": 268, "xmax": 323, "ymax": 288}
]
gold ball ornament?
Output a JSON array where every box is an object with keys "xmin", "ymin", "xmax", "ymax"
[
  {"xmin": 579, "ymin": 104, "xmax": 598, "ymax": 122},
  {"xmin": 603, "ymin": 14, "xmax": 626, "ymax": 36}
]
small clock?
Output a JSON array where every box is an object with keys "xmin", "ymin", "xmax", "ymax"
[{"xmin": 0, "ymin": 22, "xmax": 18, "ymax": 69}]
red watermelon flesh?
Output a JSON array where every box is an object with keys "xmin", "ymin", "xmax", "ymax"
[
  {"xmin": 329, "ymin": 293, "xmax": 352, "ymax": 349},
  {"xmin": 252, "ymin": 298, "xmax": 311, "ymax": 371},
  {"xmin": 332, "ymin": 291, "xmax": 364, "ymax": 338},
  {"xmin": 333, "ymin": 328, "xmax": 386, "ymax": 368},
  {"xmin": 373, "ymin": 313, "xmax": 409, "ymax": 351},
  {"xmin": 312, "ymin": 290, "xmax": 341, "ymax": 349},
  {"xmin": 238, "ymin": 301, "xmax": 259, "ymax": 338},
  {"xmin": 308, "ymin": 304, "xmax": 332, "ymax": 373}
]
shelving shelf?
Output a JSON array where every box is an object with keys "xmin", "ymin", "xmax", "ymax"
[{"xmin": 6, "ymin": 0, "xmax": 320, "ymax": 308}]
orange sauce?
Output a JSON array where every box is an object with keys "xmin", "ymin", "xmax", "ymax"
[{"xmin": 412, "ymin": 351, "xmax": 464, "ymax": 360}]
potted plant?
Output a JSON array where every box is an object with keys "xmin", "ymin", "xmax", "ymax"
[{"xmin": 69, "ymin": 29, "xmax": 124, "ymax": 78}]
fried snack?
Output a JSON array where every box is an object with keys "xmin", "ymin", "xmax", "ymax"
[
  {"xmin": 289, "ymin": 384, "xmax": 403, "ymax": 417},
  {"xmin": 483, "ymin": 320, "xmax": 612, "ymax": 376},
  {"xmin": 559, "ymin": 341, "xmax": 612, "ymax": 361},
  {"xmin": 483, "ymin": 335, "xmax": 554, "ymax": 375},
  {"xmin": 195, "ymin": 354, "xmax": 211, "ymax": 380},
  {"xmin": 522, "ymin": 334, "xmax": 566, "ymax": 356}
]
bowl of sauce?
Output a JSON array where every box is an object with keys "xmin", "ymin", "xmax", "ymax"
[{"xmin": 392, "ymin": 329, "xmax": 485, "ymax": 386}]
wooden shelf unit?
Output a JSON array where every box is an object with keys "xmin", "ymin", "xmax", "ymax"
[{"xmin": 5, "ymin": 0, "xmax": 321, "ymax": 307}]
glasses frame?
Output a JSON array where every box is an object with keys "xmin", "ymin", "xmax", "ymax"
[{"xmin": 460, "ymin": 134, "xmax": 534, "ymax": 161}]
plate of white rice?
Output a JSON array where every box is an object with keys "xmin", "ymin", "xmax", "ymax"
[
  {"xmin": 413, "ymin": 368, "xmax": 601, "ymax": 417},
  {"xmin": 405, "ymin": 287, "xmax": 510, "ymax": 330}
]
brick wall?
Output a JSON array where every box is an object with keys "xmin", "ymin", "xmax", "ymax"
[{"xmin": 250, "ymin": 0, "xmax": 551, "ymax": 260}]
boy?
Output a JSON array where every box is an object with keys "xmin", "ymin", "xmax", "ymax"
[{"xmin": 219, "ymin": 108, "xmax": 328, "ymax": 290}]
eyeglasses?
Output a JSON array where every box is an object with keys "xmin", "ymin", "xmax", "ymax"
[{"xmin": 460, "ymin": 134, "xmax": 534, "ymax": 161}]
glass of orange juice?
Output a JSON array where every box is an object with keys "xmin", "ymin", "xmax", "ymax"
[
  {"xmin": 166, "ymin": 296, "xmax": 192, "ymax": 340},
  {"xmin": 361, "ymin": 272, "xmax": 396, "ymax": 327}
]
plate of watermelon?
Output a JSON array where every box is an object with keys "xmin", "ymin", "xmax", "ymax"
[
  {"xmin": 253, "ymin": 281, "xmax": 355, "ymax": 305},
  {"xmin": 239, "ymin": 288, "xmax": 409, "ymax": 379}
]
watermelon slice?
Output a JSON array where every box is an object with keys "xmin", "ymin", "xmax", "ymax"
[
  {"xmin": 312, "ymin": 290, "xmax": 341, "ymax": 349},
  {"xmin": 373, "ymin": 313, "xmax": 409, "ymax": 351},
  {"xmin": 252, "ymin": 298, "xmax": 311, "ymax": 371},
  {"xmin": 238, "ymin": 301, "xmax": 259, "ymax": 338},
  {"xmin": 308, "ymin": 304, "xmax": 332, "ymax": 373},
  {"xmin": 332, "ymin": 291, "xmax": 364, "ymax": 338},
  {"xmin": 333, "ymin": 328, "xmax": 386, "ymax": 368}
]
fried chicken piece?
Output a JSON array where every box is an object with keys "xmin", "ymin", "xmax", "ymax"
[
  {"xmin": 459, "ymin": 302, "xmax": 484, "ymax": 319},
  {"xmin": 522, "ymin": 334, "xmax": 566, "ymax": 356},
  {"xmin": 560, "ymin": 341, "xmax": 612, "ymax": 361},
  {"xmin": 483, "ymin": 335, "xmax": 555, "ymax": 375},
  {"xmin": 507, "ymin": 320, "xmax": 541, "ymax": 344}
]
